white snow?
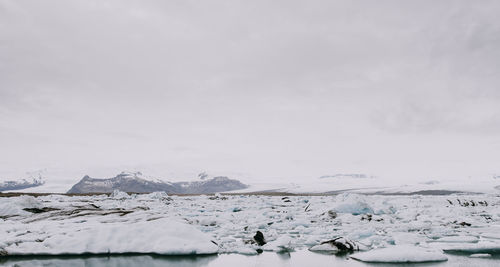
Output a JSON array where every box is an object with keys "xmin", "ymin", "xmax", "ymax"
[
  {"xmin": 350, "ymin": 245, "xmax": 448, "ymax": 263},
  {"xmin": 309, "ymin": 242, "xmax": 339, "ymax": 253},
  {"xmin": 470, "ymin": 253, "xmax": 492, "ymax": 258}
]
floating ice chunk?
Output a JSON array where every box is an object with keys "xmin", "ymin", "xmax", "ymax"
[
  {"xmin": 372, "ymin": 200, "xmax": 396, "ymax": 214},
  {"xmin": 309, "ymin": 238, "xmax": 360, "ymax": 254},
  {"xmin": 391, "ymin": 232, "xmax": 427, "ymax": 245},
  {"xmin": 470, "ymin": 253, "xmax": 492, "ymax": 258},
  {"xmin": 232, "ymin": 207, "xmax": 242, "ymax": 212},
  {"xmin": 333, "ymin": 194, "xmax": 373, "ymax": 215},
  {"xmin": 431, "ymin": 241, "xmax": 500, "ymax": 254},
  {"xmin": 347, "ymin": 228, "xmax": 376, "ymax": 241},
  {"xmin": 232, "ymin": 247, "xmax": 259, "ymax": 255},
  {"xmin": 3, "ymin": 218, "xmax": 218, "ymax": 255},
  {"xmin": 350, "ymin": 245, "xmax": 448, "ymax": 263},
  {"xmin": 263, "ymin": 236, "xmax": 293, "ymax": 252},
  {"xmin": 199, "ymin": 218, "xmax": 218, "ymax": 226},
  {"xmin": 309, "ymin": 242, "xmax": 339, "ymax": 253},
  {"xmin": 304, "ymin": 236, "xmax": 320, "ymax": 246},
  {"xmin": 480, "ymin": 232, "xmax": 500, "ymax": 239},
  {"xmin": 146, "ymin": 191, "xmax": 169, "ymax": 199},
  {"xmin": 110, "ymin": 189, "xmax": 130, "ymax": 199},
  {"xmin": 435, "ymin": 236, "xmax": 479, "ymax": 243}
]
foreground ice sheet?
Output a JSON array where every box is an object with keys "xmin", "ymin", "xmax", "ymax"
[
  {"xmin": 1, "ymin": 192, "xmax": 500, "ymax": 260},
  {"xmin": 2, "ymin": 218, "xmax": 218, "ymax": 255}
]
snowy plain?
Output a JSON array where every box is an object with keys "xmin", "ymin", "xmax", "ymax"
[{"xmin": 1, "ymin": 190, "xmax": 500, "ymax": 264}]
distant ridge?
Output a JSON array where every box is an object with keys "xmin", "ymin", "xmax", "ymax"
[
  {"xmin": 319, "ymin": 174, "xmax": 373, "ymax": 179},
  {"xmin": 67, "ymin": 171, "xmax": 248, "ymax": 194},
  {"xmin": 0, "ymin": 175, "xmax": 45, "ymax": 192}
]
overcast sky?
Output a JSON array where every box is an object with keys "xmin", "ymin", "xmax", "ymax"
[{"xmin": 1, "ymin": 0, "xmax": 500, "ymax": 182}]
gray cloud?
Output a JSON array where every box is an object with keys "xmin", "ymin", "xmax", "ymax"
[{"xmin": 1, "ymin": 0, "xmax": 500, "ymax": 181}]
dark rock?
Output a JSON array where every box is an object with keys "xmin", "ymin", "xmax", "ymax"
[
  {"xmin": 304, "ymin": 203, "xmax": 311, "ymax": 212},
  {"xmin": 478, "ymin": 201, "xmax": 488, "ymax": 206},
  {"xmin": 458, "ymin": 221, "xmax": 471, "ymax": 227},
  {"xmin": 208, "ymin": 195, "xmax": 228, "ymax": 200},
  {"xmin": 254, "ymin": 231, "xmax": 266, "ymax": 246},
  {"xmin": 326, "ymin": 237, "xmax": 358, "ymax": 252},
  {"xmin": 480, "ymin": 214, "xmax": 492, "ymax": 221},
  {"xmin": 455, "ymin": 199, "xmax": 488, "ymax": 207},
  {"xmin": 361, "ymin": 214, "xmax": 372, "ymax": 221},
  {"xmin": 452, "ymin": 220, "xmax": 472, "ymax": 227}
]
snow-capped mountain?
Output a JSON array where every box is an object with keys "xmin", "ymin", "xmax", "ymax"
[
  {"xmin": 67, "ymin": 171, "xmax": 248, "ymax": 194},
  {"xmin": 0, "ymin": 171, "xmax": 45, "ymax": 192},
  {"xmin": 175, "ymin": 176, "xmax": 248, "ymax": 194},
  {"xmin": 67, "ymin": 172, "xmax": 177, "ymax": 194}
]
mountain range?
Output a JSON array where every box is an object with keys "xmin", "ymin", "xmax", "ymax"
[
  {"xmin": 0, "ymin": 175, "xmax": 45, "ymax": 192},
  {"xmin": 67, "ymin": 171, "xmax": 248, "ymax": 194}
]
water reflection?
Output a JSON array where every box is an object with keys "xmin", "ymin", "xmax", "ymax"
[
  {"xmin": 0, "ymin": 254, "xmax": 218, "ymax": 267},
  {"xmin": 1, "ymin": 251, "xmax": 500, "ymax": 267}
]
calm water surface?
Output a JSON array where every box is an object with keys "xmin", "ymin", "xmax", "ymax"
[{"xmin": 1, "ymin": 250, "xmax": 499, "ymax": 267}]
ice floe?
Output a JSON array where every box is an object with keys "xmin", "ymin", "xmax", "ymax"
[
  {"xmin": 350, "ymin": 245, "xmax": 448, "ymax": 263},
  {"xmin": 430, "ymin": 241, "xmax": 500, "ymax": 254},
  {"xmin": 469, "ymin": 253, "xmax": 492, "ymax": 258},
  {"xmin": 1, "ymin": 218, "xmax": 218, "ymax": 255}
]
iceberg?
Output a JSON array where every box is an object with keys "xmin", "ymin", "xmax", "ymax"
[
  {"xmin": 332, "ymin": 193, "xmax": 374, "ymax": 215},
  {"xmin": 350, "ymin": 245, "xmax": 448, "ymax": 263},
  {"xmin": 1, "ymin": 218, "xmax": 218, "ymax": 256}
]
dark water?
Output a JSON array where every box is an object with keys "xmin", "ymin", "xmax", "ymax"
[{"xmin": 1, "ymin": 250, "xmax": 499, "ymax": 267}]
